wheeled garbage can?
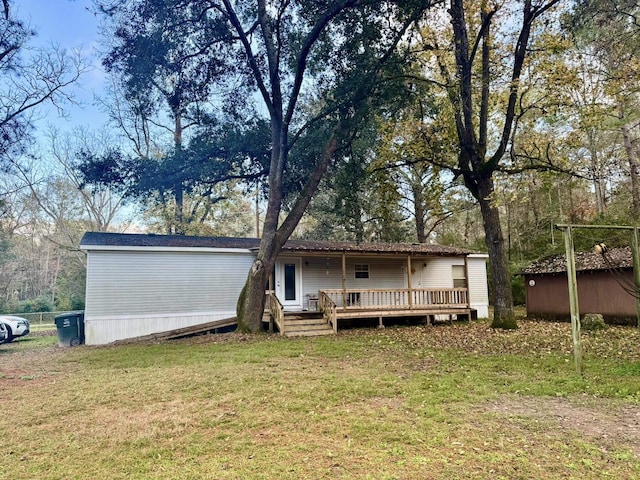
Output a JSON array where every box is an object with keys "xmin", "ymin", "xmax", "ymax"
[{"xmin": 54, "ymin": 311, "xmax": 85, "ymax": 347}]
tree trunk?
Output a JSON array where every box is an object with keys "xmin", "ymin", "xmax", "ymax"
[
  {"xmin": 236, "ymin": 129, "xmax": 341, "ymax": 332},
  {"xmin": 236, "ymin": 252, "xmax": 275, "ymax": 333},
  {"xmin": 622, "ymin": 124, "xmax": 640, "ymax": 219},
  {"xmin": 412, "ymin": 182, "xmax": 427, "ymax": 243},
  {"xmin": 476, "ymin": 175, "xmax": 516, "ymax": 329},
  {"xmin": 236, "ymin": 115, "xmax": 286, "ymax": 332}
]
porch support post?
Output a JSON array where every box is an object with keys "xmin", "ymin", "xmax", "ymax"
[
  {"xmin": 464, "ymin": 255, "xmax": 471, "ymax": 308},
  {"xmin": 341, "ymin": 253, "xmax": 347, "ymax": 308},
  {"xmin": 407, "ymin": 255, "xmax": 413, "ymax": 309}
]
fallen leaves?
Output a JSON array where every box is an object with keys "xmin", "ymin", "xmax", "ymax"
[{"xmin": 366, "ymin": 319, "xmax": 640, "ymax": 363}]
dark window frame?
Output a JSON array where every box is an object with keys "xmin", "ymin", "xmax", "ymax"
[{"xmin": 354, "ymin": 264, "xmax": 370, "ymax": 279}]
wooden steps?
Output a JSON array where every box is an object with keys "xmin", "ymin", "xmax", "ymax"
[{"xmin": 281, "ymin": 312, "xmax": 334, "ymax": 337}]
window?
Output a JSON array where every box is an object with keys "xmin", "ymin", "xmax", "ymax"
[
  {"xmin": 284, "ymin": 263, "xmax": 296, "ymax": 301},
  {"xmin": 354, "ymin": 264, "xmax": 369, "ymax": 279},
  {"xmin": 452, "ymin": 265, "xmax": 467, "ymax": 288}
]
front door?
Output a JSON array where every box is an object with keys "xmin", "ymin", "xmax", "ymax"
[{"xmin": 275, "ymin": 258, "xmax": 302, "ymax": 308}]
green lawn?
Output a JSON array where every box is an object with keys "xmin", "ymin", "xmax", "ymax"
[{"xmin": 1, "ymin": 319, "xmax": 640, "ymax": 479}]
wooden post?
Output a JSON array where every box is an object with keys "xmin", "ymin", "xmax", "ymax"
[
  {"xmin": 407, "ymin": 255, "xmax": 413, "ymax": 309},
  {"xmin": 464, "ymin": 255, "xmax": 471, "ymax": 309},
  {"xmin": 341, "ymin": 253, "xmax": 347, "ymax": 309},
  {"xmin": 632, "ymin": 227, "xmax": 640, "ymax": 329},
  {"xmin": 562, "ymin": 226, "xmax": 582, "ymax": 375}
]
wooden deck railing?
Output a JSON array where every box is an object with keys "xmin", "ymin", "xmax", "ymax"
[
  {"xmin": 320, "ymin": 288, "xmax": 469, "ymax": 311},
  {"xmin": 319, "ymin": 291, "xmax": 338, "ymax": 333},
  {"xmin": 266, "ymin": 290, "xmax": 285, "ymax": 335}
]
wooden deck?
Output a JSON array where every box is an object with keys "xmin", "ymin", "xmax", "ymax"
[{"xmin": 268, "ymin": 288, "xmax": 472, "ymax": 336}]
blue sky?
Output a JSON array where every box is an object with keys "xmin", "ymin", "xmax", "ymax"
[{"xmin": 15, "ymin": 0, "xmax": 108, "ymax": 133}]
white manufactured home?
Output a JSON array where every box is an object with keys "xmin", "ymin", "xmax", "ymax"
[{"xmin": 80, "ymin": 232, "xmax": 489, "ymax": 345}]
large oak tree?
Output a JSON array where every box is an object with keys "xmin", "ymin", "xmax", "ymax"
[
  {"xmin": 414, "ymin": 0, "xmax": 562, "ymax": 328},
  {"xmin": 97, "ymin": 0, "xmax": 434, "ymax": 332}
]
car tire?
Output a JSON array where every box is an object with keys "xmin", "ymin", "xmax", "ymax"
[{"xmin": 2, "ymin": 324, "xmax": 13, "ymax": 343}]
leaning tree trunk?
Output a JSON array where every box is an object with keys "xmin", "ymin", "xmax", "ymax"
[
  {"xmin": 236, "ymin": 223, "xmax": 284, "ymax": 332},
  {"xmin": 236, "ymin": 252, "xmax": 274, "ymax": 333},
  {"xmin": 235, "ymin": 128, "xmax": 342, "ymax": 333},
  {"xmin": 476, "ymin": 175, "xmax": 516, "ymax": 329}
]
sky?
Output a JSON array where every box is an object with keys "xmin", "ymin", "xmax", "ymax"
[{"xmin": 15, "ymin": 0, "xmax": 109, "ymax": 135}]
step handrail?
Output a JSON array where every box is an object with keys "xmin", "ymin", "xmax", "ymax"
[
  {"xmin": 266, "ymin": 290, "xmax": 285, "ymax": 335},
  {"xmin": 319, "ymin": 291, "xmax": 338, "ymax": 333}
]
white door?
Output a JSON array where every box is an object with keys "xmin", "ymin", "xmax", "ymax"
[{"xmin": 275, "ymin": 258, "xmax": 302, "ymax": 308}]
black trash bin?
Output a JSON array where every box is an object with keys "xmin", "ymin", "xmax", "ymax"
[{"xmin": 54, "ymin": 311, "xmax": 85, "ymax": 347}]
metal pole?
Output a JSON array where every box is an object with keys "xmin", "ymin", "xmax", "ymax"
[{"xmin": 563, "ymin": 226, "xmax": 582, "ymax": 375}]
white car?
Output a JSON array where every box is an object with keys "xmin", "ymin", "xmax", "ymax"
[
  {"xmin": 0, "ymin": 316, "xmax": 30, "ymax": 342},
  {"xmin": 0, "ymin": 323, "xmax": 7, "ymax": 343}
]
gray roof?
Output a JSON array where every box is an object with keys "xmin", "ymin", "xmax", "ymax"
[
  {"xmin": 523, "ymin": 246, "xmax": 633, "ymax": 275},
  {"xmin": 80, "ymin": 231, "xmax": 473, "ymax": 256}
]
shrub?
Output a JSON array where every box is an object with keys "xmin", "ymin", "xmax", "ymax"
[{"xmin": 582, "ymin": 313, "xmax": 607, "ymax": 331}]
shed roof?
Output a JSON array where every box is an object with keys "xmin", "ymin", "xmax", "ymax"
[
  {"xmin": 523, "ymin": 246, "xmax": 633, "ymax": 275},
  {"xmin": 80, "ymin": 231, "xmax": 473, "ymax": 256}
]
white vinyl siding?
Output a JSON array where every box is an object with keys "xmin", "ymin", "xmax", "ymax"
[
  {"xmin": 84, "ymin": 249, "xmax": 254, "ymax": 344},
  {"xmin": 417, "ymin": 256, "xmax": 465, "ymax": 288},
  {"xmin": 86, "ymin": 250, "xmax": 253, "ymax": 315},
  {"xmin": 300, "ymin": 256, "xmax": 406, "ymax": 302},
  {"xmin": 467, "ymin": 255, "xmax": 489, "ymax": 317}
]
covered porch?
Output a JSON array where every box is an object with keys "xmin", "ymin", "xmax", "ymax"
[{"xmin": 263, "ymin": 240, "xmax": 484, "ymax": 337}]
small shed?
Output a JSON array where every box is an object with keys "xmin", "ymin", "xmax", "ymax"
[{"xmin": 523, "ymin": 247, "xmax": 637, "ymax": 324}]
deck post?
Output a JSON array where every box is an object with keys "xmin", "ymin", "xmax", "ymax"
[
  {"xmin": 378, "ymin": 316, "xmax": 384, "ymax": 328},
  {"xmin": 464, "ymin": 255, "xmax": 471, "ymax": 308},
  {"xmin": 341, "ymin": 253, "xmax": 347, "ymax": 308},
  {"xmin": 407, "ymin": 255, "xmax": 413, "ymax": 309}
]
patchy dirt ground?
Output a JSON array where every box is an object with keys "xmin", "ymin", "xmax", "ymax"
[{"xmin": 486, "ymin": 395, "xmax": 640, "ymax": 456}]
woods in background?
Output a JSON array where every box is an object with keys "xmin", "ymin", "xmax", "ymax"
[{"xmin": 1, "ymin": 0, "xmax": 639, "ymax": 321}]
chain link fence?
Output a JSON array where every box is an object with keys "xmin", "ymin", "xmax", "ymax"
[{"xmin": 3, "ymin": 311, "xmax": 81, "ymax": 326}]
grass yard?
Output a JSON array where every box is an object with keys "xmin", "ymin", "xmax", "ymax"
[{"xmin": 2, "ymin": 319, "xmax": 640, "ymax": 479}]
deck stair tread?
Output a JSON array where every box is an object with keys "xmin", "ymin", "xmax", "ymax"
[
  {"xmin": 285, "ymin": 329, "xmax": 335, "ymax": 337},
  {"xmin": 282, "ymin": 312, "xmax": 334, "ymax": 337}
]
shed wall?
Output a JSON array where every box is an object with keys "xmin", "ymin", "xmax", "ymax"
[{"xmin": 525, "ymin": 270, "xmax": 637, "ymax": 321}]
